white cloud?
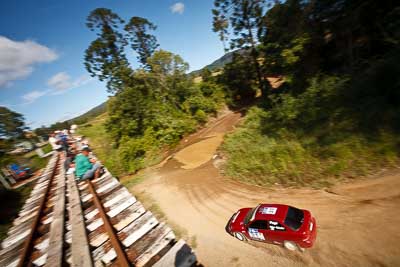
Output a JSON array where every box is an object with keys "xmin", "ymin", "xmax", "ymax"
[
  {"xmin": 47, "ymin": 72, "xmax": 71, "ymax": 91},
  {"xmin": 0, "ymin": 36, "xmax": 58, "ymax": 87},
  {"xmin": 170, "ymin": 2, "xmax": 185, "ymax": 14},
  {"xmin": 20, "ymin": 72, "xmax": 92, "ymax": 105},
  {"xmin": 70, "ymin": 75, "xmax": 93, "ymax": 89},
  {"xmin": 22, "ymin": 90, "xmax": 48, "ymax": 104},
  {"xmin": 47, "ymin": 72, "xmax": 92, "ymax": 95}
]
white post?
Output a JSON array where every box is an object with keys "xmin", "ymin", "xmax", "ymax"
[
  {"xmin": 36, "ymin": 148, "xmax": 45, "ymax": 157},
  {"xmin": 0, "ymin": 173, "xmax": 11, "ymax": 189}
]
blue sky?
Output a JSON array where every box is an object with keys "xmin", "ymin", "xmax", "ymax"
[{"xmin": 0, "ymin": 0, "xmax": 224, "ymax": 129}]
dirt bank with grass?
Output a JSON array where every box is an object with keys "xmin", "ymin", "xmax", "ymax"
[{"xmin": 129, "ymin": 110, "xmax": 400, "ymax": 266}]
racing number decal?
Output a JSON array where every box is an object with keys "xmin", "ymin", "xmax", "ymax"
[
  {"xmin": 260, "ymin": 207, "xmax": 277, "ymax": 215},
  {"xmin": 248, "ymin": 228, "xmax": 265, "ymax": 240}
]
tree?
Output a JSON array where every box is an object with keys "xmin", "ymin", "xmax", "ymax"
[
  {"xmin": 200, "ymin": 68, "xmax": 213, "ymax": 82},
  {"xmin": 124, "ymin": 17, "xmax": 159, "ymax": 69},
  {"xmin": 147, "ymin": 50, "xmax": 189, "ymax": 76},
  {"xmin": 257, "ymin": 0, "xmax": 314, "ymax": 93},
  {"xmin": 34, "ymin": 125, "xmax": 50, "ymax": 138},
  {"xmin": 218, "ymin": 52, "xmax": 257, "ymax": 103},
  {"xmin": 106, "ymin": 87, "xmax": 149, "ymax": 141},
  {"xmin": 212, "ymin": 0, "xmax": 270, "ymax": 98},
  {"xmin": 147, "ymin": 50, "xmax": 190, "ymax": 104},
  {"xmin": 212, "ymin": 5, "xmax": 229, "ymax": 51},
  {"xmin": 0, "ymin": 106, "xmax": 26, "ymax": 139},
  {"xmin": 84, "ymin": 8, "xmax": 132, "ymax": 94}
]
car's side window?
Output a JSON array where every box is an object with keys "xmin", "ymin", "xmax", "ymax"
[
  {"xmin": 249, "ymin": 220, "xmax": 268, "ymax": 230},
  {"xmin": 268, "ymin": 221, "xmax": 286, "ymax": 231},
  {"xmin": 248, "ymin": 220, "xmax": 268, "ymax": 240}
]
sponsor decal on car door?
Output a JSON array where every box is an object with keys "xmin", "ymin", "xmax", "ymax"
[{"xmin": 248, "ymin": 228, "xmax": 265, "ymax": 241}]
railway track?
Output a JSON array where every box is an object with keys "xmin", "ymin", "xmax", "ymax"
[
  {"xmin": 0, "ymin": 153, "xmax": 63, "ymax": 267},
  {"xmin": 0, "ymin": 148, "xmax": 196, "ymax": 267}
]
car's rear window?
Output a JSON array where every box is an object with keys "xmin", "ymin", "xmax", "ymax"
[{"xmin": 284, "ymin": 207, "xmax": 304, "ymax": 231}]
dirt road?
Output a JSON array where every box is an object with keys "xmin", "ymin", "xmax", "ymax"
[{"xmin": 132, "ymin": 110, "xmax": 400, "ymax": 267}]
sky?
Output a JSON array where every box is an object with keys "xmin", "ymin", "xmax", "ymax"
[{"xmin": 0, "ymin": 0, "xmax": 225, "ymax": 129}]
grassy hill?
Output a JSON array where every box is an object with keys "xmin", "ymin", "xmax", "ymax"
[
  {"xmin": 189, "ymin": 49, "xmax": 246, "ymax": 77},
  {"xmin": 66, "ymin": 101, "xmax": 107, "ymax": 125}
]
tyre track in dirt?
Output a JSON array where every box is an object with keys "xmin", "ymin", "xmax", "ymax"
[{"xmin": 132, "ymin": 110, "xmax": 400, "ymax": 267}]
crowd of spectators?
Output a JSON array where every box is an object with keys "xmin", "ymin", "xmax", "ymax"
[{"xmin": 48, "ymin": 127, "xmax": 103, "ymax": 180}]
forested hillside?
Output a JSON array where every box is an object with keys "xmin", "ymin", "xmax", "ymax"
[
  {"xmin": 67, "ymin": 101, "xmax": 107, "ymax": 125},
  {"xmin": 33, "ymin": 102, "xmax": 107, "ymax": 138},
  {"xmin": 214, "ymin": 0, "xmax": 400, "ymax": 186},
  {"xmin": 79, "ymin": 0, "xmax": 399, "ymax": 185},
  {"xmin": 189, "ymin": 49, "xmax": 246, "ymax": 76}
]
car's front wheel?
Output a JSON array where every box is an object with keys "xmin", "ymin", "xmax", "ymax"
[
  {"xmin": 234, "ymin": 232, "xmax": 246, "ymax": 241},
  {"xmin": 283, "ymin": 241, "xmax": 298, "ymax": 251}
]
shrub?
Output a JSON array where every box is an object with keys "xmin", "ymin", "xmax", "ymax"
[
  {"xmin": 221, "ymin": 74, "xmax": 400, "ymax": 188},
  {"xmin": 222, "ymin": 127, "xmax": 317, "ymax": 186},
  {"xmin": 182, "ymin": 95, "xmax": 217, "ymax": 115},
  {"xmin": 194, "ymin": 109, "xmax": 207, "ymax": 123}
]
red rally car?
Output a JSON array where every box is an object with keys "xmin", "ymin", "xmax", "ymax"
[{"xmin": 226, "ymin": 204, "xmax": 317, "ymax": 251}]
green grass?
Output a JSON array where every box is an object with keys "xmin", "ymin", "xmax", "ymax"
[
  {"xmin": 77, "ymin": 113, "xmax": 170, "ymax": 177},
  {"xmin": 0, "ymin": 150, "xmax": 49, "ymax": 242},
  {"xmin": 222, "ymin": 107, "xmax": 400, "ymax": 188},
  {"xmin": 1, "ymin": 147, "xmax": 49, "ymax": 174},
  {"xmin": 0, "ymin": 185, "xmax": 33, "ymax": 241},
  {"xmin": 25, "ymin": 154, "xmax": 49, "ymax": 171},
  {"xmin": 23, "ymin": 150, "xmax": 50, "ymax": 171},
  {"xmin": 222, "ymin": 127, "xmax": 324, "ymax": 187},
  {"xmin": 23, "ymin": 144, "xmax": 51, "ymax": 159},
  {"xmin": 136, "ymin": 191, "xmax": 166, "ymax": 219},
  {"xmin": 121, "ymin": 174, "xmax": 148, "ymax": 189},
  {"xmin": 41, "ymin": 144, "xmax": 52, "ymax": 154},
  {"xmin": 77, "ymin": 113, "xmax": 126, "ymax": 177}
]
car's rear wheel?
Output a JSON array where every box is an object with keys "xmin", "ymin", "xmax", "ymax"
[
  {"xmin": 234, "ymin": 232, "xmax": 246, "ymax": 241},
  {"xmin": 283, "ymin": 241, "xmax": 298, "ymax": 251}
]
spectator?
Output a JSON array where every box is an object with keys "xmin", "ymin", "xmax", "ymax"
[
  {"xmin": 75, "ymin": 147, "xmax": 101, "ymax": 180},
  {"xmin": 49, "ymin": 132, "xmax": 62, "ymax": 151},
  {"xmin": 60, "ymin": 129, "xmax": 69, "ymax": 151}
]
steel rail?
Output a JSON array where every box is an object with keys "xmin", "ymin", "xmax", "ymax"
[
  {"xmin": 17, "ymin": 153, "xmax": 60, "ymax": 267},
  {"xmin": 86, "ymin": 179, "xmax": 131, "ymax": 267},
  {"xmin": 45, "ymin": 163, "xmax": 66, "ymax": 267}
]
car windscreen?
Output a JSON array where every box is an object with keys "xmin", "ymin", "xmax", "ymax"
[
  {"xmin": 284, "ymin": 207, "xmax": 304, "ymax": 231},
  {"xmin": 244, "ymin": 208, "xmax": 255, "ymax": 225}
]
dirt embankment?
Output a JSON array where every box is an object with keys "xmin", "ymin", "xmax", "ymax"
[{"xmin": 132, "ymin": 110, "xmax": 400, "ymax": 267}]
